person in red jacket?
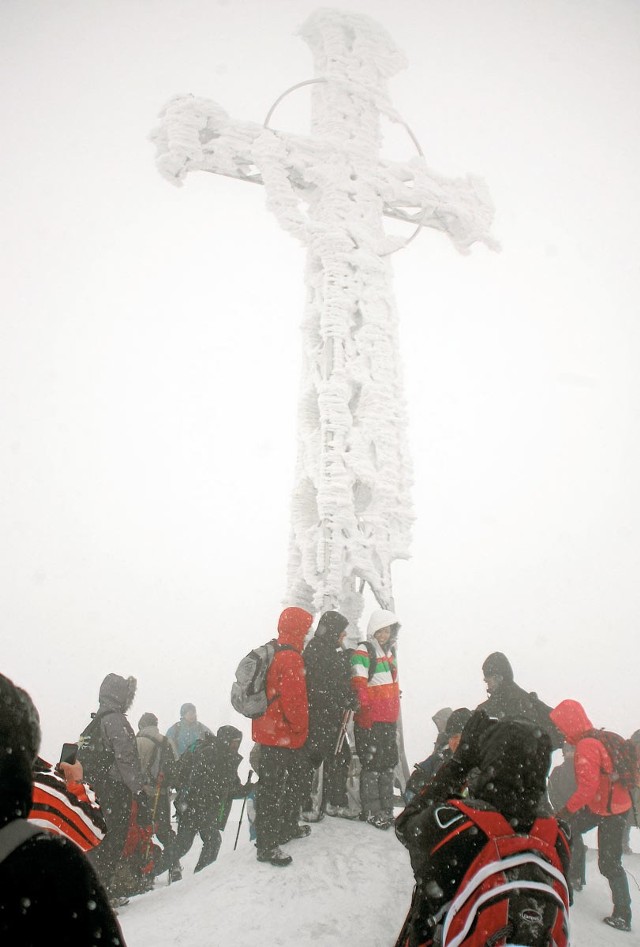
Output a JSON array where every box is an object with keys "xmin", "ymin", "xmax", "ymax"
[
  {"xmin": 252, "ymin": 606, "xmax": 313, "ymax": 867},
  {"xmin": 550, "ymin": 699, "xmax": 632, "ymax": 933}
]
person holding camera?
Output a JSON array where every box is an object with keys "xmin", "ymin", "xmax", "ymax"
[{"xmin": 0, "ymin": 673, "xmax": 126, "ymax": 945}]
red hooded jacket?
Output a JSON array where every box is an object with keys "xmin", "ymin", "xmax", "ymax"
[
  {"xmin": 252, "ymin": 607, "xmax": 313, "ymax": 750},
  {"xmin": 549, "ymin": 700, "xmax": 632, "ymax": 817}
]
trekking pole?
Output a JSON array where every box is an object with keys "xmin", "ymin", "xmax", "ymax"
[
  {"xmin": 233, "ymin": 770, "xmax": 253, "ymax": 852},
  {"xmin": 335, "ymin": 710, "xmax": 353, "ymax": 756},
  {"xmin": 143, "ymin": 774, "xmax": 163, "ymax": 862}
]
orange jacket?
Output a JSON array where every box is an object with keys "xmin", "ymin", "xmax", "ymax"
[
  {"xmin": 252, "ymin": 607, "xmax": 312, "ymax": 750},
  {"xmin": 549, "ymin": 700, "xmax": 632, "ymax": 816}
]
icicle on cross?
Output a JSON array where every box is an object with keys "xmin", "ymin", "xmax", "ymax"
[{"xmin": 151, "ymin": 9, "xmax": 495, "ymax": 627}]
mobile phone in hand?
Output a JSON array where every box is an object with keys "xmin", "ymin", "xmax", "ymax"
[{"xmin": 59, "ymin": 742, "xmax": 79, "ymax": 766}]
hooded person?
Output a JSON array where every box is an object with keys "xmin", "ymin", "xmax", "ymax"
[
  {"xmin": 84, "ymin": 673, "xmax": 149, "ymax": 897},
  {"xmin": 431, "ymin": 706, "xmax": 453, "ymax": 752},
  {"xmin": 395, "ymin": 710, "xmax": 571, "ymax": 947},
  {"xmin": 350, "ymin": 608, "xmax": 401, "ymax": 829},
  {"xmin": 477, "ymin": 651, "xmax": 562, "ymax": 748},
  {"xmin": 299, "ymin": 610, "xmax": 359, "ymax": 821},
  {"xmin": 166, "ymin": 702, "xmax": 213, "ymax": 757},
  {"xmin": 549, "ymin": 699, "xmax": 633, "ymax": 932},
  {"xmin": 0, "ymin": 673, "xmax": 126, "ymax": 945},
  {"xmin": 170, "ymin": 724, "xmax": 248, "ymax": 874},
  {"xmin": 404, "ymin": 708, "xmax": 472, "ymax": 803},
  {"xmin": 252, "ymin": 606, "xmax": 313, "ymax": 867}
]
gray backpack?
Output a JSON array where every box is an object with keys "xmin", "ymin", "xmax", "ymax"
[{"xmin": 231, "ymin": 641, "xmax": 293, "ymax": 719}]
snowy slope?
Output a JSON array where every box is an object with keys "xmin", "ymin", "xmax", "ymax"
[{"xmin": 119, "ymin": 814, "xmax": 639, "ymax": 946}]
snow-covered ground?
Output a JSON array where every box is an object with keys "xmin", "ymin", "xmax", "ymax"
[{"xmin": 119, "ymin": 810, "xmax": 639, "ymax": 946}]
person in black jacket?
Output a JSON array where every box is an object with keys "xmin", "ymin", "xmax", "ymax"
[
  {"xmin": 0, "ymin": 672, "xmax": 125, "ymax": 946},
  {"xmin": 172, "ymin": 727, "xmax": 248, "ymax": 873},
  {"xmin": 395, "ymin": 710, "xmax": 571, "ymax": 947},
  {"xmin": 299, "ymin": 610, "xmax": 358, "ymax": 820},
  {"xmin": 477, "ymin": 651, "xmax": 562, "ymax": 748}
]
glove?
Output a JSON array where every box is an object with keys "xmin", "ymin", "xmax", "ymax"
[
  {"xmin": 452, "ymin": 709, "xmax": 497, "ymax": 772},
  {"xmin": 135, "ymin": 790, "xmax": 151, "ymax": 826}
]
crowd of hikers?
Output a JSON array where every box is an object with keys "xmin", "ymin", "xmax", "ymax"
[{"xmin": 1, "ymin": 607, "xmax": 638, "ymax": 945}]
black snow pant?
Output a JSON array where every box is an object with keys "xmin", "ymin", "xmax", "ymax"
[
  {"xmin": 88, "ymin": 779, "xmax": 133, "ymax": 892},
  {"xmin": 355, "ymin": 721, "xmax": 398, "ymax": 818},
  {"xmin": 255, "ymin": 745, "xmax": 305, "ymax": 854},
  {"xmin": 173, "ymin": 812, "xmax": 222, "ymax": 873},
  {"xmin": 299, "ymin": 737, "xmax": 351, "ymax": 811},
  {"xmin": 570, "ymin": 809, "xmax": 631, "ymax": 922}
]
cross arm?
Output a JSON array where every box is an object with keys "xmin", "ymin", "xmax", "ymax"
[{"xmin": 151, "ymin": 94, "xmax": 496, "ymax": 253}]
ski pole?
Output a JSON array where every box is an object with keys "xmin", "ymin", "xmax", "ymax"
[
  {"xmin": 233, "ymin": 770, "xmax": 253, "ymax": 851},
  {"xmin": 335, "ymin": 710, "xmax": 353, "ymax": 756}
]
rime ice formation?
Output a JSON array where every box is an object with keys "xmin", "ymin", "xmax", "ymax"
[{"xmin": 151, "ymin": 9, "xmax": 495, "ymax": 627}]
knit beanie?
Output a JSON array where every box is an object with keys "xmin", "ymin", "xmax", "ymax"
[
  {"xmin": 138, "ymin": 712, "xmax": 158, "ymax": 729},
  {"xmin": 482, "ymin": 652, "xmax": 514, "ymax": 683},
  {"xmin": 217, "ymin": 725, "xmax": 243, "ymax": 745}
]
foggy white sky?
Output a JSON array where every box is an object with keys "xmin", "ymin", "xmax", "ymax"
[{"xmin": 1, "ymin": 0, "xmax": 639, "ymax": 765}]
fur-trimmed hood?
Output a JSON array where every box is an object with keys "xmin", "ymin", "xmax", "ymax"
[{"xmin": 98, "ymin": 673, "xmax": 137, "ymax": 713}]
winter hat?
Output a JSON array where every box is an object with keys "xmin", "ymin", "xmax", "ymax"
[
  {"xmin": 0, "ymin": 674, "xmax": 41, "ymax": 763},
  {"xmin": 180, "ymin": 702, "xmax": 196, "ymax": 717},
  {"xmin": 217, "ymin": 725, "xmax": 242, "ymax": 746},
  {"xmin": 432, "ymin": 707, "xmax": 453, "ymax": 733},
  {"xmin": 0, "ymin": 674, "xmax": 41, "ymax": 825},
  {"xmin": 482, "ymin": 652, "xmax": 514, "ymax": 684},
  {"xmin": 315, "ymin": 610, "xmax": 349, "ymax": 644},
  {"xmin": 474, "ymin": 719, "xmax": 551, "ymax": 826},
  {"xmin": 445, "ymin": 707, "xmax": 472, "ymax": 738},
  {"xmin": 138, "ymin": 712, "xmax": 158, "ymax": 730},
  {"xmin": 367, "ymin": 608, "xmax": 399, "ymax": 639}
]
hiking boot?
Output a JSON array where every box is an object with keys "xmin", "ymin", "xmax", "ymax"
[
  {"xmin": 257, "ymin": 846, "xmax": 293, "ymax": 867},
  {"xmin": 603, "ymin": 916, "xmax": 631, "ymax": 932},
  {"xmin": 108, "ymin": 896, "xmax": 130, "ymax": 911},
  {"xmin": 169, "ymin": 867, "xmax": 182, "ymax": 883},
  {"xmin": 324, "ymin": 803, "xmax": 357, "ymax": 819},
  {"xmin": 301, "ymin": 809, "xmax": 324, "ymax": 823},
  {"xmin": 367, "ymin": 813, "xmax": 392, "ymax": 830},
  {"xmin": 281, "ymin": 823, "xmax": 311, "ymax": 843}
]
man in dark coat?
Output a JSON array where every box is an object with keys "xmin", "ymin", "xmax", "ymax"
[
  {"xmin": 172, "ymin": 726, "xmax": 248, "ymax": 873},
  {"xmin": 395, "ymin": 711, "xmax": 571, "ymax": 947},
  {"xmin": 0, "ymin": 672, "xmax": 125, "ymax": 946},
  {"xmin": 300, "ymin": 609, "xmax": 358, "ymax": 820},
  {"xmin": 477, "ymin": 651, "xmax": 562, "ymax": 748},
  {"xmin": 85, "ymin": 673, "xmax": 150, "ymax": 896}
]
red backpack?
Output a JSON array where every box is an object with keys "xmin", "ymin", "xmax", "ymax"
[{"xmin": 438, "ymin": 801, "xmax": 570, "ymax": 947}]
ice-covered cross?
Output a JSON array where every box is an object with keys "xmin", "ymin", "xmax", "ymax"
[{"xmin": 152, "ymin": 9, "xmax": 495, "ymax": 630}]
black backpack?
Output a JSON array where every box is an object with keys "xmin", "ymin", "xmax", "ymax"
[
  {"xmin": 77, "ymin": 711, "xmax": 116, "ymax": 786},
  {"xmin": 587, "ymin": 729, "xmax": 640, "ymax": 792}
]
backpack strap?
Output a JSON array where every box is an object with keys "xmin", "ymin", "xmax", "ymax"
[{"xmin": 0, "ymin": 820, "xmax": 42, "ymax": 866}]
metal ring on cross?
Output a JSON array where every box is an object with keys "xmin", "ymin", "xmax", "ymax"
[{"xmin": 263, "ymin": 78, "xmax": 428, "ymax": 255}]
